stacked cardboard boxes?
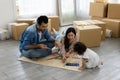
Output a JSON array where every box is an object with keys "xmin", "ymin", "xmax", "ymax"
[
  {"xmin": 102, "ymin": 4, "xmax": 120, "ymax": 38},
  {"xmin": 73, "ymin": 20, "xmax": 106, "ymax": 40},
  {"xmin": 102, "ymin": 19, "xmax": 120, "ymax": 37},
  {"xmin": 89, "ymin": 1, "xmax": 120, "ymax": 38}
]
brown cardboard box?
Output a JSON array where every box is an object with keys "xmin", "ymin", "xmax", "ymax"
[
  {"xmin": 48, "ymin": 19, "xmax": 51, "ymax": 33},
  {"xmin": 89, "ymin": 2, "xmax": 108, "ymax": 17},
  {"xmin": 91, "ymin": 16, "xmax": 105, "ymax": 21},
  {"xmin": 48, "ymin": 16, "xmax": 60, "ymax": 31},
  {"xmin": 94, "ymin": 0, "xmax": 107, "ymax": 3},
  {"xmin": 73, "ymin": 20, "xmax": 106, "ymax": 40},
  {"xmin": 73, "ymin": 21, "xmax": 90, "ymax": 28},
  {"xmin": 8, "ymin": 23, "xmax": 19, "ymax": 38},
  {"xmin": 76, "ymin": 25, "xmax": 101, "ymax": 47},
  {"xmin": 12, "ymin": 23, "xmax": 29, "ymax": 40},
  {"xmin": 16, "ymin": 19, "xmax": 35, "ymax": 25},
  {"xmin": 17, "ymin": 18, "xmax": 53, "ymax": 33},
  {"xmin": 85, "ymin": 20, "xmax": 106, "ymax": 40},
  {"xmin": 107, "ymin": 4, "xmax": 120, "ymax": 19},
  {"xmin": 102, "ymin": 19, "xmax": 120, "ymax": 37}
]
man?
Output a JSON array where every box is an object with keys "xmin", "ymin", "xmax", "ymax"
[{"xmin": 19, "ymin": 16, "xmax": 55, "ymax": 59}]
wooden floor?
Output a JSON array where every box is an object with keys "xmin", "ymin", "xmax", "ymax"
[{"xmin": 0, "ymin": 38, "xmax": 120, "ymax": 80}]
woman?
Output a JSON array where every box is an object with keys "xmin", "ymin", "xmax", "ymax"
[{"xmin": 59, "ymin": 27, "xmax": 79, "ymax": 62}]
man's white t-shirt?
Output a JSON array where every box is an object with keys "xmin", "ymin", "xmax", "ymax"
[
  {"xmin": 83, "ymin": 48, "xmax": 100, "ymax": 68},
  {"xmin": 38, "ymin": 32, "xmax": 42, "ymax": 41}
]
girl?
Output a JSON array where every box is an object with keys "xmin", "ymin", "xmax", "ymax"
[{"xmin": 73, "ymin": 42, "xmax": 102, "ymax": 70}]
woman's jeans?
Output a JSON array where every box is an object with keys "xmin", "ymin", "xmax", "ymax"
[{"xmin": 21, "ymin": 41, "xmax": 54, "ymax": 58}]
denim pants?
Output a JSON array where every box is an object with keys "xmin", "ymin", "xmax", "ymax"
[{"xmin": 21, "ymin": 41, "xmax": 54, "ymax": 58}]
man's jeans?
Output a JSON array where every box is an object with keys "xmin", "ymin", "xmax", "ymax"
[{"xmin": 21, "ymin": 41, "xmax": 54, "ymax": 58}]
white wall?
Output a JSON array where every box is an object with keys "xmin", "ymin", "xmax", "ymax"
[{"xmin": 0, "ymin": 0, "xmax": 17, "ymax": 29}]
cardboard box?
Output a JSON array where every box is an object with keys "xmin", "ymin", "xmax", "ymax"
[
  {"xmin": 16, "ymin": 19, "xmax": 35, "ymax": 25},
  {"xmin": 12, "ymin": 23, "xmax": 29, "ymax": 40},
  {"xmin": 8, "ymin": 23, "xmax": 18, "ymax": 38},
  {"xmin": 102, "ymin": 19, "xmax": 120, "ymax": 37},
  {"xmin": 76, "ymin": 25, "xmax": 101, "ymax": 47},
  {"xmin": 89, "ymin": 2, "xmax": 108, "ymax": 17},
  {"xmin": 73, "ymin": 21, "xmax": 90, "ymax": 28},
  {"xmin": 48, "ymin": 16, "xmax": 60, "ymax": 31},
  {"xmin": 107, "ymin": 4, "xmax": 120, "ymax": 19},
  {"xmin": 48, "ymin": 19, "xmax": 51, "ymax": 33},
  {"xmin": 91, "ymin": 16, "xmax": 105, "ymax": 21},
  {"xmin": 94, "ymin": 0, "xmax": 108, "ymax": 3},
  {"xmin": 85, "ymin": 20, "xmax": 106, "ymax": 40},
  {"xmin": 73, "ymin": 20, "xmax": 106, "ymax": 40}
]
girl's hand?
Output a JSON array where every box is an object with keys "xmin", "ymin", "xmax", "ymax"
[{"xmin": 78, "ymin": 66, "xmax": 84, "ymax": 71}]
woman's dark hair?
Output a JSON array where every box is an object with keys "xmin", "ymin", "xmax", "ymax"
[
  {"xmin": 37, "ymin": 15, "xmax": 48, "ymax": 25},
  {"xmin": 64, "ymin": 27, "xmax": 76, "ymax": 52},
  {"xmin": 74, "ymin": 42, "xmax": 87, "ymax": 55}
]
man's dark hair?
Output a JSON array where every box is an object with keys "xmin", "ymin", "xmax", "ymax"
[
  {"xmin": 74, "ymin": 42, "xmax": 87, "ymax": 55},
  {"xmin": 37, "ymin": 15, "xmax": 48, "ymax": 25}
]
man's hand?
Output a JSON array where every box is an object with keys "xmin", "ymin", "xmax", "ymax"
[{"xmin": 37, "ymin": 44, "xmax": 49, "ymax": 50}]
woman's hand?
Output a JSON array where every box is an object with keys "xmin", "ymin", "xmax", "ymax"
[
  {"xmin": 62, "ymin": 54, "xmax": 67, "ymax": 63},
  {"xmin": 65, "ymin": 52, "xmax": 71, "ymax": 58}
]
